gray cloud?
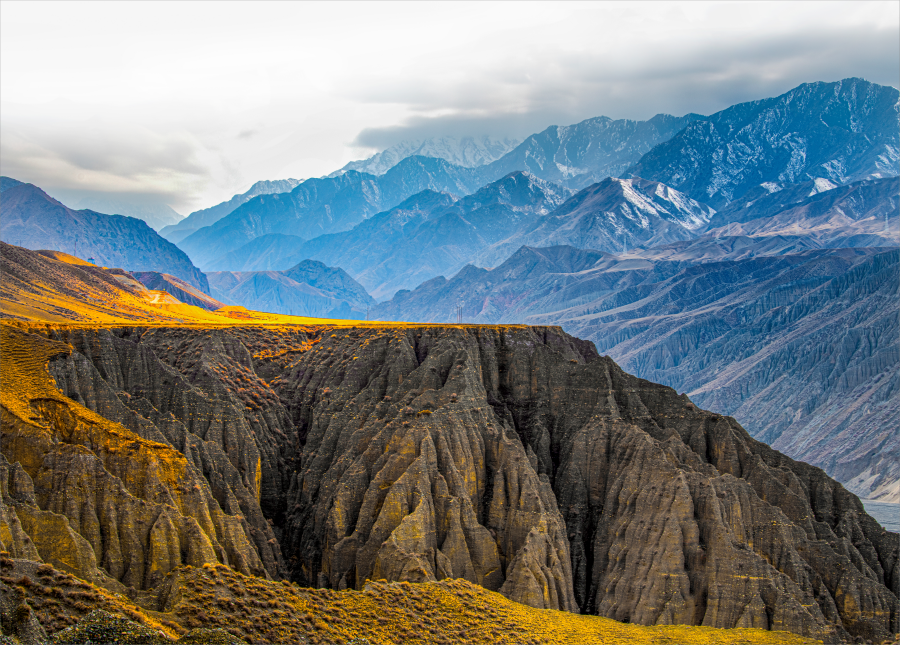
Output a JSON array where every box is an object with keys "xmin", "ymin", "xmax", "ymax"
[
  {"xmin": 352, "ymin": 25, "xmax": 899, "ymax": 149},
  {"xmin": 0, "ymin": 106, "xmax": 210, "ymax": 212}
]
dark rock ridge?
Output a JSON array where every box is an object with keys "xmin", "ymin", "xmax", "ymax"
[
  {"xmin": 160, "ymin": 179, "xmax": 303, "ymax": 245},
  {"xmin": 3, "ymin": 323, "xmax": 897, "ymax": 642},
  {"xmin": 292, "ymin": 172, "xmax": 571, "ymax": 299},
  {"xmin": 625, "ymin": 78, "xmax": 900, "ymax": 208},
  {"xmin": 370, "ymin": 245, "xmax": 900, "ymax": 505},
  {"xmin": 178, "ymin": 156, "xmax": 489, "ymax": 269},
  {"xmin": 207, "ymin": 260, "xmax": 375, "ymax": 319},
  {"xmin": 0, "ymin": 179, "xmax": 209, "ymax": 293}
]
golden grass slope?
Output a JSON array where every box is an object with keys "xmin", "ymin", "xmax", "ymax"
[
  {"xmin": 165, "ymin": 564, "xmax": 819, "ymax": 645},
  {"xmin": 0, "ymin": 242, "xmax": 360, "ymax": 326},
  {"xmin": 1, "ymin": 556, "xmax": 817, "ymax": 645}
]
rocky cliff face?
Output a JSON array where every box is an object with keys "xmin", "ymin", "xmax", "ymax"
[
  {"xmin": 0, "ymin": 326, "xmax": 281, "ymax": 594},
  {"xmin": 371, "ymin": 244, "xmax": 899, "ymax": 505},
  {"xmin": 2, "ymin": 321, "xmax": 896, "ymax": 642}
]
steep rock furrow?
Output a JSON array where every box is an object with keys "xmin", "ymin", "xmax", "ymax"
[
  {"xmin": 1, "ymin": 323, "xmax": 896, "ymax": 642},
  {"xmin": 276, "ymin": 327, "xmax": 577, "ymax": 612},
  {"xmin": 45, "ymin": 327, "xmax": 288, "ymax": 577},
  {"xmin": 0, "ymin": 327, "xmax": 270, "ymax": 593}
]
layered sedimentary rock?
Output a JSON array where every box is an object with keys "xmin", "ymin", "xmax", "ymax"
[{"xmin": 1, "ymin": 322, "xmax": 897, "ymax": 642}]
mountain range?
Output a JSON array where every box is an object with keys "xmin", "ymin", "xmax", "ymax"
[
  {"xmin": 177, "ymin": 156, "xmax": 491, "ymax": 269},
  {"xmin": 160, "ymin": 178, "xmax": 303, "ymax": 244},
  {"xmin": 286, "ymin": 172, "xmax": 572, "ymax": 299},
  {"xmin": 332, "ymin": 135, "xmax": 520, "ymax": 175},
  {"xmin": 0, "ymin": 178, "xmax": 209, "ymax": 292},
  {"xmin": 626, "ymin": 78, "xmax": 899, "ymax": 207},
  {"xmin": 207, "ymin": 259, "xmax": 375, "ymax": 319}
]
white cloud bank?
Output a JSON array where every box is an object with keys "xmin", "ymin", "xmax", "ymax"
[{"xmin": 1, "ymin": 1, "xmax": 897, "ymax": 214}]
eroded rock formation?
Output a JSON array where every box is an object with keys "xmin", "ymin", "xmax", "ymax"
[{"xmin": 1, "ymin": 323, "xmax": 897, "ymax": 643}]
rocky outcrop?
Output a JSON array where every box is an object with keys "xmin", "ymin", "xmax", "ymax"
[
  {"xmin": 1, "ymin": 322, "xmax": 897, "ymax": 642},
  {"xmin": 0, "ymin": 326, "xmax": 278, "ymax": 594}
]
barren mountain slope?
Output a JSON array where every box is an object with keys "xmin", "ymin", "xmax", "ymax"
[
  {"xmin": 1, "ymin": 319, "xmax": 896, "ymax": 642},
  {"xmin": 371, "ymin": 244, "xmax": 899, "ymax": 505},
  {"xmin": 625, "ymin": 78, "xmax": 899, "ymax": 207},
  {"xmin": 0, "ymin": 182, "xmax": 209, "ymax": 293}
]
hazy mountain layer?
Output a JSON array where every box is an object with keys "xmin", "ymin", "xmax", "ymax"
[
  {"xmin": 68, "ymin": 194, "xmax": 183, "ymax": 231},
  {"xmin": 179, "ymin": 113, "xmax": 701, "ymax": 270},
  {"xmin": 371, "ymin": 244, "xmax": 899, "ymax": 504},
  {"xmin": 207, "ymin": 260, "xmax": 375, "ymax": 319},
  {"xmin": 291, "ymin": 172, "xmax": 571, "ymax": 299},
  {"xmin": 475, "ymin": 177, "xmax": 714, "ymax": 268},
  {"xmin": 0, "ymin": 179, "xmax": 209, "ymax": 293},
  {"xmin": 178, "ymin": 156, "xmax": 487, "ymax": 269},
  {"xmin": 333, "ymin": 135, "xmax": 520, "ymax": 175},
  {"xmin": 626, "ymin": 78, "xmax": 900, "ymax": 207},
  {"xmin": 204, "ymin": 233, "xmax": 307, "ymax": 272},
  {"xmin": 161, "ymin": 178, "xmax": 302, "ymax": 244}
]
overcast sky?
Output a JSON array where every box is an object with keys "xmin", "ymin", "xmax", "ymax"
[{"xmin": 1, "ymin": 1, "xmax": 897, "ymax": 215}]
